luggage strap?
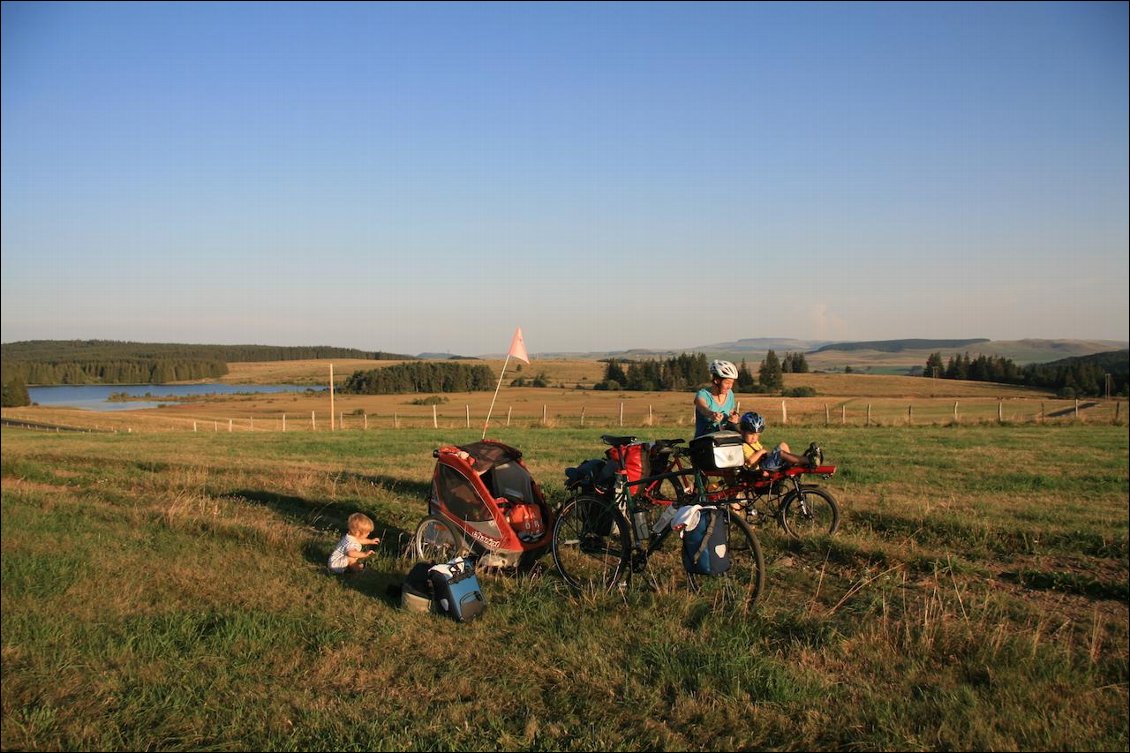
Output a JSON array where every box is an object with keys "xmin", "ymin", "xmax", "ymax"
[{"xmin": 691, "ymin": 510, "xmax": 719, "ymax": 566}]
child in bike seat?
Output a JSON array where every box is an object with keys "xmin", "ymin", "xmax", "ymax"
[{"xmin": 737, "ymin": 412, "xmax": 818, "ymax": 474}]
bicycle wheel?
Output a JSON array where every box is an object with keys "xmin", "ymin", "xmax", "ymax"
[
  {"xmin": 413, "ymin": 515, "xmax": 467, "ymax": 562},
  {"xmin": 552, "ymin": 495, "xmax": 631, "ymax": 593},
  {"xmin": 686, "ymin": 510, "xmax": 765, "ymax": 613},
  {"xmin": 779, "ymin": 486, "xmax": 840, "ymax": 538}
]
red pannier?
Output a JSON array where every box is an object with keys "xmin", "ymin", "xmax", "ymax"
[{"xmin": 606, "ymin": 442, "xmax": 651, "ymax": 482}]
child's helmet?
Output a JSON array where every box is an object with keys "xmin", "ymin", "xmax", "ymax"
[
  {"xmin": 739, "ymin": 411, "xmax": 765, "ymax": 433},
  {"xmin": 709, "ymin": 360, "xmax": 738, "ymax": 379}
]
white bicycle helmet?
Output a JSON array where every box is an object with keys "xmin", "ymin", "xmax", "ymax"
[{"xmin": 709, "ymin": 359, "xmax": 738, "ymax": 380}]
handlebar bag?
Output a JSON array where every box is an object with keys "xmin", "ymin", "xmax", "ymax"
[{"xmin": 690, "ymin": 431, "xmax": 744, "ymax": 471}]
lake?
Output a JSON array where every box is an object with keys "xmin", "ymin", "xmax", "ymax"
[{"xmin": 27, "ymin": 384, "xmax": 325, "ymax": 412}]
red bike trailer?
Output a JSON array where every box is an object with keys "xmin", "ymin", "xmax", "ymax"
[{"xmin": 413, "ymin": 440, "xmax": 554, "ymax": 568}]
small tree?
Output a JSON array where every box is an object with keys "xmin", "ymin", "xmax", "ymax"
[
  {"xmin": 1, "ymin": 378, "xmax": 31, "ymax": 407},
  {"xmin": 924, "ymin": 352, "xmax": 945, "ymax": 379},
  {"xmin": 736, "ymin": 359, "xmax": 757, "ymax": 392},
  {"xmin": 759, "ymin": 350, "xmax": 783, "ymax": 392}
]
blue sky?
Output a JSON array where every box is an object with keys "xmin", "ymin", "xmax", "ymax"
[{"xmin": 2, "ymin": 2, "xmax": 1127, "ymax": 356}]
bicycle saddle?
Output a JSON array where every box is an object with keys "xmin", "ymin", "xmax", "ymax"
[{"xmin": 601, "ymin": 434, "xmax": 637, "ymax": 447}]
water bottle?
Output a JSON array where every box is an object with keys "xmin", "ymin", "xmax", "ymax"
[{"xmin": 632, "ymin": 509, "xmax": 650, "ymax": 542}]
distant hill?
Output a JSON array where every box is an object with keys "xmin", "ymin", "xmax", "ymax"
[
  {"xmin": 2, "ymin": 340, "xmax": 413, "ymax": 363},
  {"xmin": 1042, "ymin": 349, "xmax": 1129, "ymax": 374},
  {"xmin": 813, "ymin": 338, "xmax": 990, "ymax": 353},
  {"xmin": 514, "ymin": 337, "xmax": 1129, "ymax": 377}
]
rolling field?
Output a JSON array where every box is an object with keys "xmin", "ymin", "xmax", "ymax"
[
  {"xmin": 8, "ymin": 366, "xmax": 1125, "ymax": 437},
  {"xmin": 2, "ymin": 418, "xmax": 1127, "ymax": 751}
]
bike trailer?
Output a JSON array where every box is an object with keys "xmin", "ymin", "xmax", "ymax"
[
  {"xmin": 689, "ymin": 431, "xmax": 744, "ymax": 471},
  {"xmin": 427, "ymin": 440, "xmax": 554, "ymax": 568},
  {"xmin": 429, "ymin": 556, "xmax": 486, "ymax": 623}
]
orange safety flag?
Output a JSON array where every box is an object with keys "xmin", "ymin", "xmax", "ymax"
[{"xmin": 508, "ymin": 327, "xmax": 530, "ymax": 364}]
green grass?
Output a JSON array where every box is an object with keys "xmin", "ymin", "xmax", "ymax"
[{"xmin": 1, "ymin": 424, "xmax": 1127, "ymax": 751}]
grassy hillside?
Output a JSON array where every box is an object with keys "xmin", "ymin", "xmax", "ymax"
[{"xmin": 2, "ymin": 424, "xmax": 1127, "ymax": 750}]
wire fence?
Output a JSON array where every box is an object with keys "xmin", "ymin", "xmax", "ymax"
[{"xmin": 3, "ymin": 397, "xmax": 1125, "ymax": 435}]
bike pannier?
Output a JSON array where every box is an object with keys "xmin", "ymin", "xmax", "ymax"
[
  {"xmin": 429, "ymin": 557, "xmax": 486, "ymax": 623},
  {"xmin": 606, "ymin": 442, "xmax": 650, "ymax": 482},
  {"xmin": 679, "ymin": 506, "xmax": 731, "ymax": 576},
  {"xmin": 689, "ymin": 430, "xmax": 744, "ymax": 471}
]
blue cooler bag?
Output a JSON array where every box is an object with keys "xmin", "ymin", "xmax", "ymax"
[
  {"xmin": 428, "ymin": 557, "xmax": 486, "ymax": 623},
  {"xmin": 680, "ymin": 507, "xmax": 731, "ymax": 576}
]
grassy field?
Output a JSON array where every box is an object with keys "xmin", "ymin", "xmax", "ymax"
[{"xmin": 2, "ymin": 420, "xmax": 1127, "ymax": 751}]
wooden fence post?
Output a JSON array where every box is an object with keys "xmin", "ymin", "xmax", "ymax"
[
  {"xmin": 311, "ymin": 411, "xmax": 316, "ymax": 431},
  {"xmin": 433, "ymin": 405, "xmax": 438, "ymax": 429},
  {"xmin": 466, "ymin": 405, "xmax": 470, "ymax": 429},
  {"xmin": 841, "ymin": 405, "xmax": 846, "ymax": 425},
  {"xmin": 364, "ymin": 413, "xmax": 368, "ymax": 430},
  {"xmin": 543, "ymin": 405, "xmax": 548, "ymax": 425},
  {"xmin": 228, "ymin": 418, "xmax": 233, "ymax": 432},
  {"xmin": 507, "ymin": 406, "xmax": 512, "ymax": 426},
  {"xmin": 649, "ymin": 404, "xmax": 653, "ymax": 425},
  {"xmin": 781, "ymin": 400, "xmax": 787, "ymax": 425},
  {"xmin": 1074, "ymin": 399, "xmax": 1079, "ymax": 420},
  {"xmin": 998, "ymin": 401, "xmax": 1004, "ymax": 424},
  {"xmin": 825, "ymin": 404, "xmax": 829, "ymax": 425},
  {"xmin": 394, "ymin": 412, "xmax": 399, "ymax": 429},
  {"xmin": 907, "ymin": 405, "xmax": 912, "ymax": 425},
  {"xmin": 580, "ymin": 406, "xmax": 585, "ymax": 428},
  {"xmin": 250, "ymin": 417, "xmax": 254, "ymax": 431},
  {"xmin": 866, "ymin": 404, "xmax": 871, "ymax": 427},
  {"xmin": 953, "ymin": 402, "xmax": 958, "ymax": 423},
  {"xmin": 193, "ymin": 421, "xmax": 197, "ymax": 432},
  {"xmin": 282, "ymin": 413, "xmax": 286, "ymax": 432}
]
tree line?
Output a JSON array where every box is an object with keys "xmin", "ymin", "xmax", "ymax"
[
  {"xmin": 1, "ymin": 359, "xmax": 229, "ymax": 386},
  {"xmin": 595, "ymin": 351, "xmax": 811, "ymax": 395},
  {"xmin": 341, "ymin": 362, "xmax": 495, "ymax": 394},
  {"xmin": 0, "ymin": 340, "xmax": 414, "ymax": 386},
  {"xmin": 922, "ymin": 350, "xmax": 1129, "ymax": 397}
]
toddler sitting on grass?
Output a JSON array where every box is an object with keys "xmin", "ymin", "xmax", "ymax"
[{"xmin": 328, "ymin": 512, "xmax": 381, "ymax": 574}]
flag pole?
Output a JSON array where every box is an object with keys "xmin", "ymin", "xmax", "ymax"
[{"xmin": 483, "ymin": 354, "xmax": 511, "ymax": 439}]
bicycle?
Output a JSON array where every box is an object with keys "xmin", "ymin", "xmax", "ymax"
[
  {"xmin": 553, "ymin": 435, "xmax": 765, "ymax": 612},
  {"xmin": 636, "ymin": 436, "xmax": 841, "ymax": 539}
]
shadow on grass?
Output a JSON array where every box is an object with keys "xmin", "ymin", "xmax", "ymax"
[
  {"xmin": 336, "ymin": 471, "xmax": 433, "ymax": 502},
  {"xmin": 232, "ymin": 488, "xmax": 415, "ymax": 605}
]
